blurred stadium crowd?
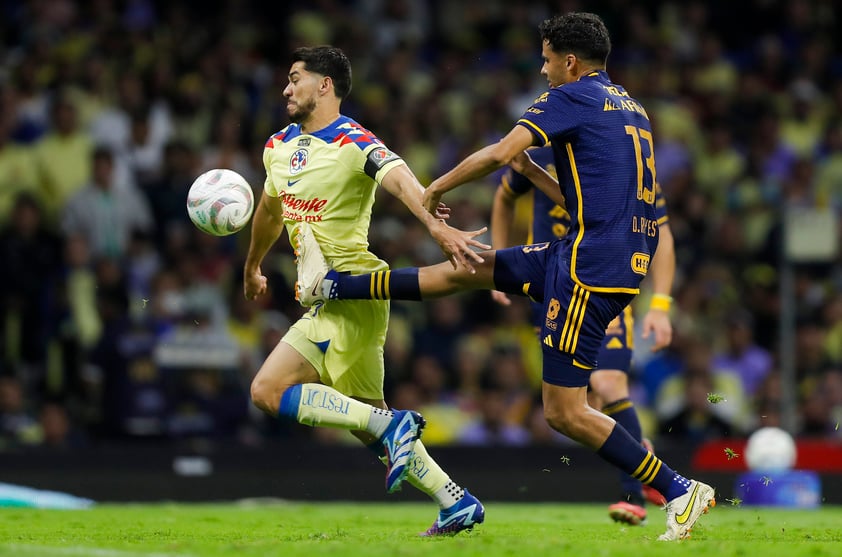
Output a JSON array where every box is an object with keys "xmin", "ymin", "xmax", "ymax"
[{"xmin": 2, "ymin": 0, "xmax": 842, "ymax": 451}]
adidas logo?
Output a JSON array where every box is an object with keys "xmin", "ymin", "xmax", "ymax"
[{"xmin": 605, "ymin": 337, "xmax": 624, "ymax": 349}]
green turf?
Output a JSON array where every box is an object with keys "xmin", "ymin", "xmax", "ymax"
[{"xmin": 1, "ymin": 501, "xmax": 840, "ymax": 557}]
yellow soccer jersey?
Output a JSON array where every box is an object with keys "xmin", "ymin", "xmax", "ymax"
[{"xmin": 263, "ymin": 115, "xmax": 405, "ymax": 273}]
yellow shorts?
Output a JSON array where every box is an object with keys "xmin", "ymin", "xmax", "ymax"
[{"xmin": 282, "ymin": 299, "xmax": 389, "ymax": 399}]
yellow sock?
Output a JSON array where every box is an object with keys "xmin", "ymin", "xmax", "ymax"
[
  {"xmin": 367, "ymin": 437, "xmax": 463, "ymax": 509},
  {"xmin": 405, "ymin": 441, "xmax": 463, "ymax": 509},
  {"xmin": 294, "ymin": 383, "xmax": 374, "ymax": 430}
]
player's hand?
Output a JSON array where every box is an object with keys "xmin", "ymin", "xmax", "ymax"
[
  {"xmin": 244, "ymin": 267, "xmax": 268, "ymax": 300},
  {"xmin": 433, "ymin": 202, "xmax": 451, "ymax": 220},
  {"xmin": 509, "ymin": 149, "xmax": 535, "ymax": 176},
  {"xmin": 641, "ymin": 308, "xmax": 672, "ymax": 351},
  {"xmin": 491, "ymin": 290, "xmax": 511, "ymax": 306},
  {"xmin": 422, "ymin": 185, "xmax": 443, "ymax": 214},
  {"xmin": 431, "ymin": 221, "xmax": 490, "ymax": 273}
]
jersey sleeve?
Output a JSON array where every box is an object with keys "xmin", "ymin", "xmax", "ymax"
[
  {"xmin": 500, "ymin": 166, "xmax": 532, "ymax": 196},
  {"xmin": 262, "ymin": 147, "xmax": 280, "ymax": 197},
  {"xmin": 516, "ymin": 89, "xmax": 581, "ymax": 147},
  {"xmin": 362, "ymin": 143, "xmax": 406, "ymax": 184}
]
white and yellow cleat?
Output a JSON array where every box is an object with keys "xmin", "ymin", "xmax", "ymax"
[
  {"xmin": 294, "ymin": 221, "xmax": 329, "ymax": 307},
  {"xmin": 658, "ymin": 480, "xmax": 716, "ymax": 541}
]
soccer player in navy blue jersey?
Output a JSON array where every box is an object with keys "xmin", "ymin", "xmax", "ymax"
[
  {"xmin": 298, "ymin": 13, "xmax": 714, "ymax": 540},
  {"xmin": 490, "ymin": 144, "xmax": 676, "ymax": 525}
]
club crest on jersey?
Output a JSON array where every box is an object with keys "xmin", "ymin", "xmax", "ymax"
[
  {"xmin": 545, "ymin": 297, "xmax": 560, "ymax": 331},
  {"xmin": 290, "ymin": 149, "xmax": 308, "ymax": 174}
]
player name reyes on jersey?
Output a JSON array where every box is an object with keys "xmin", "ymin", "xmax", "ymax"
[
  {"xmin": 632, "ymin": 215, "xmax": 657, "ymax": 237},
  {"xmin": 283, "ymin": 194, "xmax": 327, "ymax": 222}
]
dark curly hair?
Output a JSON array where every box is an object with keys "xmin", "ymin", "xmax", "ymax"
[
  {"xmin": 291, "ymin": 46, "xmax": 352, "ymax": 100},
  {"xmin": 539, "ymin": 12, "xmax": 611, "ymax": 64}
]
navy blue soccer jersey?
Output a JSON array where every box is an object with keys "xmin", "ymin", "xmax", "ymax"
[
  {"xmin": 516, "ymin": 70, "xmax": 659, "ymax": 294},
  {"xmin": 502, "ymin": 145, "xmax": 669, "ymax": 245}
]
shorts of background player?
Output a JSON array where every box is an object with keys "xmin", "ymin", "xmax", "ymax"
[
  {"xmin": 281, "ymin": 299, "xmax": 389, "ymax": 400},
  {"xmin": 596, "ymin": 305, "xmax": 634, "ymax": 372},
  {"xmin": 494, "ymin": 241, "xmax": 634, "ymax": 388}
]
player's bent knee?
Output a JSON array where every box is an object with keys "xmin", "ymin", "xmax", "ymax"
[
  {"xmin": 543, "ymin": 405, "xmax": 573, "ymax": 435},
  {"xmin": 544, "ymin": 404, "xmax": 590, "ymax": 440},
  {"xmin": 249, "ymin": 378, "xmax": 271, "ymax": 414},
  {"xmin": 250, "ymin": 376, "xmax": 290, "ymax": 415}
]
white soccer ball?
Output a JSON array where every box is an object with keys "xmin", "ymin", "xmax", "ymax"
[
  {"xmin": 745, "ymin": 426, "xmax": 797, "ymax": 472},
  {"xmin": 186, "ymin": 168, "xmax": 254, "ymax": 236}
]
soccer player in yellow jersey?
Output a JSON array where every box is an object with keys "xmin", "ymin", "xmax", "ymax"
[{"xmin": 243, "ymin": 46, "xmax": 488, "ymax": 536}]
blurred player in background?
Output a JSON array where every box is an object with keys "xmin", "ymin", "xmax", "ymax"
[
  {"xmin": 299, "ymin": 14, "xmax": 714, "ymax": 540},
  {"xmin": 489, "ymin": 144, "xmax": 675, "ymax": 525},
  {"xmin": 243, "ymin": 45, "xmax": 487, "ymax": 536}
]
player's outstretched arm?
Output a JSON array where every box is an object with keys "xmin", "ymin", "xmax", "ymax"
[
  {"xmin": 510, "ymin": 150, "xmax": 565, "ymax": 208},
  {"xmin": 244, "ymin": 191, "xmax": 285, "ymax": 300},
  {"xmin": 423, "ymin": 126, "xmax": 536, "ymax": 213},
  {"xmin": 380, "ymin": 164, "xmax": 490, "ymax": 272},
  {"xmin": 641, "ymin": 222, "xmax": 675, "ymax": 351}
]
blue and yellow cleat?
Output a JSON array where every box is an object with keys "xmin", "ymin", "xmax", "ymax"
[
  {"xmin": 382, "ymin": 410, "xmax": 425, "ymax": 493},
  {"xmin": 420, "ymin": 489, "xmax": 485, "ymax": 536}
]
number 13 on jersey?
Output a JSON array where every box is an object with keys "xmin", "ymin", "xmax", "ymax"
[{"xmin": 625, "ymin": 125, "xmax": 657, "ymax": 205}]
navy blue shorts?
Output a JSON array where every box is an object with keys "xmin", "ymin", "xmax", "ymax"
[
  {"xmin": 528, "ymin": 302, "xmax": 634, "ymax": 373},
  {"xmin": 596, "ymin": 305, "xmax": 634, "ymax": 372},
  {"xmin": 494, "ymin": 241, "xmax": 634, "ymax": 387}
]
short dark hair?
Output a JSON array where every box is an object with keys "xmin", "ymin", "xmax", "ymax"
[
  {"xmin": 292, "ymin": 46, "xmax": 352, "ymax": 100},
  {"xmin": 539, "ymin": 12, "xmax": 611, "ymax": 64}
]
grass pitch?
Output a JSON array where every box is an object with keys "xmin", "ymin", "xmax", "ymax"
[{"xmin": 1, "ymin": 501, "xmax": 840, "ymax": 557}]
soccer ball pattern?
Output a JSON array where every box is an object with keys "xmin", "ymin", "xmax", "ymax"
[
  {"xmin": 187, "ymin": 169, "xmax": 255, "ymax": 236},
  {"xmin": 745, "ymin": 426, "xmax": 797, "ymax": 472}
]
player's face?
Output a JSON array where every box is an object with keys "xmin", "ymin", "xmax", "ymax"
[
  {"xmin": 540, "ymin": 40, "xmax": 573, "ymax": 88},
  {"xmin": 284, "ymin": 62, "xmax": 318, "ymax": 123}
]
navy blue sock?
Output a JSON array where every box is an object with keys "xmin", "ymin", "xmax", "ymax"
[
  {"xmin": 597, "ymin": 423, "xmax": 690, "ymax": 501},
  {"xmin": 603, "ymin": 399, "xmax": 644, "ymax": 501},
  {"xmin": 329, "ymin": 268, "xmax": 421, "ymax": 300}
]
